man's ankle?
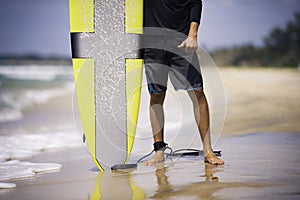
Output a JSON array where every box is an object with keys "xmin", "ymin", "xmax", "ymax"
[{"xmin": 204, "ymin": 148, "xmax": 213, "ymax": 156}]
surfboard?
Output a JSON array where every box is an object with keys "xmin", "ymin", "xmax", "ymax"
[{"xmin": 69, "ymin": 0, "xmax": 143, "ymax": 171}]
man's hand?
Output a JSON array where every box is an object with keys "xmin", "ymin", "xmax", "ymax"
[
  {"xmin": 178, "ymin": 22, "xmax": 201, "ymax": 57},
  {"xmin": 178, "ymin": 36, "xmax": 198, "ymax": 54}
]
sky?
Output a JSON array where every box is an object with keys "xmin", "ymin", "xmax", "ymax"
[{"xmin": 0, "ymin": 0, "xmax": 299, "ymax": 57}]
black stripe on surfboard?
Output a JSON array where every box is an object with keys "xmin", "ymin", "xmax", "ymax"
[{"xmin": 70, "ymin": 33, "xmax": 81, "ymax": 58}]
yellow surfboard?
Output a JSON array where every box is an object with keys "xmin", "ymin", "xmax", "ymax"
[{"xmin": 69, "ymin": 0, "xmax": 143, "ymax": 171}]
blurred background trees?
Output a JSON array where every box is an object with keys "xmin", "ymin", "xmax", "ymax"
[{"xmin": 211, "ymin": 12, "xmax": 300, "ymax": 67}]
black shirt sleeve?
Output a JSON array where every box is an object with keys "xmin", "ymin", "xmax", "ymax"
[{"xmin": 190, "ymin": 0, "xmax": 202, "ymax": 24}]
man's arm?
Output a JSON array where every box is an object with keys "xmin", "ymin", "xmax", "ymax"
[
  {"xmin": 178, "ymin": 0, "xmax": 202, "ymax": 54},
  {"xmin": 188, "ymin": 22, "xmax": 199, "ymax": 41}
]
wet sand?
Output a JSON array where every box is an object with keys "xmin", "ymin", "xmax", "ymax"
[
  {"xmin": 1, "ymin": 133, "xmax": 299, "ymax": 200},
  {"xmin": 1, "ymin": 67, "xmax": 300, "ymax": 199}
]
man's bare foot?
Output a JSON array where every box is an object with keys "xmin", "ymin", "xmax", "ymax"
[
  {"xmin": 204, "ymin": 151, "xmax": 224, "ymax": 165},
  {"xmin": 142, "ymin": 151, "xmax": 165, "ymax": 166}
]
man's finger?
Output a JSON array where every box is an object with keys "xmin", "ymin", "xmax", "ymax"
[
  {"xmin": 178, "ymin": 42, "xmax": 185, "ymax": 48},
  {"xmin": 185, "ymin": 46, "xmax": 189, "ymax": 53},
  {"xmin": 185, "ymin": 46, "xmax": 190, "ymax": 54}
]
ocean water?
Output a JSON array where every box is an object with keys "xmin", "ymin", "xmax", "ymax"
[
  {"xmin": 0, "ymin": 65, "xmax": 73, "ymax": 123},
  {"xmin": 0, "ymin": 64, "xmax": 81, "ymax": 188}
]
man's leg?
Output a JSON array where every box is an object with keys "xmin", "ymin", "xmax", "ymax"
[
  {"xmin": 188, "ymin": 90, "xmax": 224, "ymax": 165},
  {"xmin": 143, "ymin": 92, "xmax": 166, "ymax": 166}
]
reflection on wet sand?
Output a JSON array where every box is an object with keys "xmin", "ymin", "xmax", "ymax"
[
  {"xmin": 150, "ymin": 163, "xmax": 223, "ymax": 200},
  {"xmin": 90, "ymin": 162, "xmax": 269, "ymax": 200},
  {"xmin": 150, "ymin": 163, "xmax": 272, "ymax": 200},
  {"xmin": 90, "ymin": 170, "xmax": 145, "ymax": 200},
  {"xmin": 151, "ymin": 165, "xmax": 172, "ymax": 198}
]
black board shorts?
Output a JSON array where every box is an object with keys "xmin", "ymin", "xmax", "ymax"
[{"xmin": 143, "ymin": 35, "xmax": 203, "ymax": 94}]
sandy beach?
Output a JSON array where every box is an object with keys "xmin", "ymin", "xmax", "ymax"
[
  {"xmin": 1, "ymin": 67, "xmax": 300, "ymax": 200},
  {"xmin": 220, "ymin": 67, "xmax": 300, "ymax": 135}
]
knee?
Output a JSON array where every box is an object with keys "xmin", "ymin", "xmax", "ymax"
[
  {"xmin": 189, "ymin": 90, "xmax": 207, "ymax": 105},
  {"xmin": 195, "ymin": 90, "xmax": 206, "ymax": 100},
  {"xmin": 150, "ymin": 93, "xmax": 166, "ymax": 105}
]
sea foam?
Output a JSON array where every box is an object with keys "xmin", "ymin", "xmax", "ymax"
[
  {"xmin": 0, "ymin": 65, "xmax": 74, "ymax": 123},
  {"xmin": 0, "ymin": 131, "xmax": 81, "ymax": 188},
  {"xmin": 0, "ymin": 132, "xmax": 80, "ymax": 162},
  {"xmin": 0, "ymin": 160, "xmax": 62, "ymax": 182},
  {"xmin": 0, "ymin": 65, "xmax": 73, "ymax": 81}
]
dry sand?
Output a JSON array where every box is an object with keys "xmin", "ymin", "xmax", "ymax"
[
  {"xmin": 220, "ymin": 67, "xmax": 300, "ymax": 135},
  {"xmin": 1, "ymin": 67, "xmax": 300, "ymax": 200}
]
